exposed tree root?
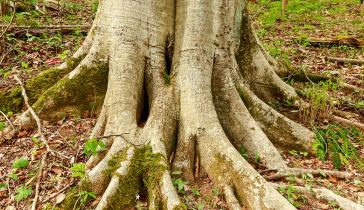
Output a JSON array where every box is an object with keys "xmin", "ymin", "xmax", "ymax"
[
  {"xmin": 236, "ymin": 81, "xmax": 315, "ymax": 152},
  {"xmin": 223, "ymin": 185, "xmax": 243, "ymax": 210},
  {"xmin": 271, "ymin": 183, "xmax": 364, "ymax": 210},
  {"xmin": 5, "ymin": 0, "xmax": 363, "ymax": 209},
  {"xmin": 331, "ymin": 115, "xmax": 364, "ymax": 130},
  {"xmin": 264, "ymin": 168, "xmax": 356, "ymax": 180}
]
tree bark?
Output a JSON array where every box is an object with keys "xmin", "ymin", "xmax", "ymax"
[{"xmin": 2, "ymin": 0, "xmax": 362, "ymax": 209}]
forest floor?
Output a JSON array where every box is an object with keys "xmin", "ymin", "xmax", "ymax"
[{"xmin": 0, "ymin": 0, "xmax": 363, "ymax": 209}]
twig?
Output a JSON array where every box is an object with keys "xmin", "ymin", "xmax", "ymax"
[
  {"xmin": 270, "ymin": 183, "xmax": 364, "ymax": 210},
  {"xmin": 41, "ymin": 181, "xmax": 75, "ymax": 204},
  {"xmin": 326, "ymin": 56, "xmax": 364, "ymax": 65},
  {"xmin": 14, "ymin": 75, "xmax": 50, "ymax": 210},
  {"xmin": 0, "ymin": 4, "xmax": 16, "ymax": 38},
  {"xmin": 14, "ymin": 75, "xmax": 50, "ymax": 151},
  {"xmin": 32, "ymin": 154, "xmax": 47, "ymax": 210},
  {"xmin": 0, "ymin": 110, "xmax": 14, "ymax": 131}
]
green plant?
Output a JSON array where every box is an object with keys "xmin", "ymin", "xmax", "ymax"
[
  {"xmin": 58, "ymin": 50, "xmax": 70, "ymax": 60},
  {"xmin": 12, "ymin": 158, "xmax": 29, "ymax": 169},
  {"xmin": 15, "ymin": 186, "xmax": 33, "ymax": 201},
  {"xmin": 70, "ymin": 163, "xmax": 86, "ymax": 178},
  {"xmin": 21, "ymin": 61, "xmax": 29, "ymax": 70},
  {"xmin": 0, "ymin": 121, "xmax": 6, "ymax": 131},
  {"xmin": 212, "ymin": 188, "xmax": 220, "ymax": 196},
  {"xmin": 278, "ymin": 185, "xmax": 306, "ymax": 207},
  {"xmin": 299, "ymin": 79, "xmax": 338, "ymax": 123},
  {"xmin": 9, "ymin": 172, "xmax": 18, "ymax": 181},
  {"xmin": 288, "ymin": 150, "xmax": 308, "ymax": 157},
  {"xmin": 313, "ymin": 124, "xmax": 364, "ymax": 170},
  {"xmin": 84, "ymin": 137, "xmax": 106, "ymax": 157},
  {"xmin": 0, "ymin": 183, "xmax": 8, "ymax": 189},
  {"xmin": 239, "ymin": 146, "xmax": 249, "ymax": 160},
  {"xmin": 173, "ymin": 178, "xmax": 187, "ymax": 193},
  {"xmin": 77, "ymin": 191, "xmax": 97, "ymax": 206},
  {"xmin": 197, "ymin": 203, "xmax": 204, "ymax": 210},
  {"xmin": 191, "ymin": 188, "xmax": 201, "ymax": 197}
]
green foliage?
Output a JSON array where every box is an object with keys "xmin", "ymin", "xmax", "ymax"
[
  {"xmin": 212, "ymin": 188, "xmax": 220, "ymax": 196},
  {"xmin": 173, "ymin": 178, "xmax": 187, "ymax": 193},
  {"xmin": 299, "ymin": 79, "xmax": 338, "ymax": 123},
  {"xmin": 162, "ymin": 71, "xmax": 171, "ymax": 85},
  {"xmin": 0, "ymin": 121, "xmax": 6, "ymax": 131},
  {"xmin": 58, "ymin": 50, "xmax": 70, "ymax": 60},
  {"xmin": 239, "ymin": 146, "xmax": 249, "ymax": 160},
  {"xmin": 12, "ymin": 158, "xmax": 29, "ymax": 169},
  {"xmin": 70, "ymin": 163, "xmax": 86, "ymax": 178},
  {"xmin": 15, "ymin": 186, "xmax": 33, "ymax": 202},
  {"xmin": 83, "ymin": 137, "xmax": 106, "ymax": 157},
  {"xmin": 77, "ymin": 191, "xmax": 97, "ymax": 206},
  {"xmin": 313, "ymin": 124, "xmax": 364, "ymax": 170},
  {"xmin": 278, "ymin": 185, "xmax": 307, "ymax": 208},
  {"xmin": 9, "ymin": 172, "xmax": 18, "ymax": 181},
  {"xmin": 191, "ymin": 188, "xmax": 201, "ymax": 197},
  {"xmin": 197, "ymin": 203, "xmax": 204, "ymax": 210},
  {"xmin": 0, "ymin": 183, "xmax": 8, "ymax": 189}
]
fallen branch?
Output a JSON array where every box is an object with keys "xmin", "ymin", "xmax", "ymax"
[
  {"xmin": 304, "ymin": 37, "xmax": 364, "ymax": 48},
  {"xmin": 278, "ymin": 70, "xmax": 364, "ymax": 93},
  {"xmin": 41, "ymin": 181, "xmax": 75, "ymax": 204},
  {"xmin": 0, "ymin": 110, "xmax": 14, "ymax": 131},
  {"xmin": 0, "ymin": 4, "xmax": 15, "ymax": 38},
  {"xmin": 332, "ymin": 115, "xmax": 364, "ymax": 130},
  {"xmin": 0, "ymin": 24, "xmax": 90, "ymax": 36},
  {"xmin": 326, "ymin": 56, "xmax": 364, "ymax": 65},
  {"xmin": 264, "ymin": 168, "xmax": 356, "ymax": 180},
  {"xmin": 271, "ymin": 183, "xmax": 364, "ymax": 210},
  {"xmin": 14, "ymin": 75, "xmax": 50, "ymax": 210}
]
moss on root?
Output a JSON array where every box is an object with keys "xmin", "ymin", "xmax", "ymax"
[
  {"xmin": 0, "ymin": 57, "xmax": 83, "ymax": 113},
  {"xmin": 60, "ymin": 178, "xmax": 93, "ymax": 210},
  {"xmin": 103, "ymin": 146, "xmax": 167, "ymax": 209},
  {"xmin": 32, "ymin": 62, "xmax": 108, "ymax": 118}
]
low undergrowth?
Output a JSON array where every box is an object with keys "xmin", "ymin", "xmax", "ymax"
[{"xmin": 313, "ymin": 124, "xmax": 364, "ymax": 171}]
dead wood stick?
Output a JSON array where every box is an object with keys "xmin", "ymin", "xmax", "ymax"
[
  {"xmin": 0, "ymin": 110, "xmax": 14, "ymax": 131},
  {"xmin": 41, "ymin": 181, "xmax": 75, "ymax": 204},
  {"xmin": 270, "ymin": 183, "xmax": 364, "ymax": 210},
  {"xmin": 326, "ymin": 56, "xmax": 364, "ymax": 65},
  {"xmin": 0, "ymin": 4, "xmax": 15, "ymax": 38},
  {"xmin": 14, "ymin": 75, "xmax": 50, "ymax": 210},
  {"xmin": 0, "ymin": 24, "xmax": 90, "ymax": 35},
  {"xmin": 264, "ymin": 168, "xmax": 356, "ymax": 180}
]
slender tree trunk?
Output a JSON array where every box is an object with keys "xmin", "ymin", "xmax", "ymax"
[{"xmin": 2, "ymin": 0, "xmax": 363, "ymax": 209}]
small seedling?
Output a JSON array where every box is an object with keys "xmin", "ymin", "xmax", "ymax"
[
  {"xmin": 9, "ymin": 172, "xmax": 18, "ymax": 181},
  {"xmin": 173, "ymin": 178, "xmax": 186, "ymax": 193},
  {"xmin": 15, "ymin": 186, "xmax": 33, "ymax": 201},
  {"xmin": 84, "ymin": 138, "xmax": 106, "ymax": 157},
  {"xmin": 212, "ymin": 188, "xmax": 220, "ymax": 196},
  {"xmin": 191, "ymin": 188, "xmax": 201, "ymax": 196},
  {"xmin": 70, "ymin": 163, "xmax": 86, "ymax": 178},
  {"xmin": 197, "ymin": 203, "xmax": 204, "ymax": 210},
  {"xmin": 12, "ymin": 158, "xmax": 29, "ymax": 169},
  {"xmin": 0, "ymin": 183, "xmax": 8, "ymax": 189},
  {"xmin": 0, "ymin": 121, "xmax": 5, "ymax": 131},
  {"xmin": 77, "ymin": 191, "xmax": 97, "ymax": 206}
]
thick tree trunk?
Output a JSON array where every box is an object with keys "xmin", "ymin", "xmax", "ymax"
[{"xmin": 2, "ymin": 0, "xmax": 363, "ymax": 209}]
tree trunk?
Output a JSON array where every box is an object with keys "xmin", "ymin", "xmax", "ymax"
[{"xmin": 2, "ymin": 0, "xmax": 344, "ymax": 209}]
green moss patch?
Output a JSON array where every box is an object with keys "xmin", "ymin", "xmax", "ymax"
[
  {"xmin": 104, "ymin": 146, "xmax": 167, "ymax": 209},
  {"xmin": 0, "ymin": 57, "xmax": 83, "ymax": 113}
]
